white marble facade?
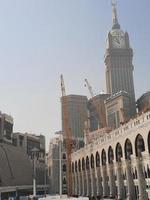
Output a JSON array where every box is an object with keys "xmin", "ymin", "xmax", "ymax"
[{"xmin": 71, "ymin": 111, "xmax": 150, "ymax": 200}]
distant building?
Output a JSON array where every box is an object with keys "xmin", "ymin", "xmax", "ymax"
[
  {"xmin": 105, "ymin": 91, "xmax": 132, "ymax": 129},
  {"xmin": 0, "ymin": 143, "xmax": 48, "ymax": 198},
  {"xmin": 12, "ymin": 132, "xmax": 45, "ymax": 163},
  {"xmin": 47, "ymin": 132, "xmax": 67, "ymax": 194},
  {"xmin": 137, "ymin": 91, "xmax": 150, "ymax": 113},
  {"xmin": 0, "ymin": 143, "xmax": 32, "ymax": 186},
  {"xmin": 88, "ymin": 94, "xmax": 110, "ymax": 131},
  {"xmin": 12, "ymin": 132, "xmax": 46, "ymax": 186},
  {"xmin": 48, "ymin": 135, "xmax": 60, "ymax": 194},
  {"xmin": 61, "ymin": 94, "xmax": 88, "ymax": 149},
  {"xmin": 0, "ymin": 112, "xmax": 13, "ymax": 144}
]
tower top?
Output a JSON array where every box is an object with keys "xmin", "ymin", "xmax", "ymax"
[{"xmin": 111, "ymin": 0, "xmax": 120, "ymax": 29}]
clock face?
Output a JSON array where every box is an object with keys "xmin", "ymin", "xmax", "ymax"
[{"xmin": 111, "ymin": 30, "xmax": 125, "ymax": 48}]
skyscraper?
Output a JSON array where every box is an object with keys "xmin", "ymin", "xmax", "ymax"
[
  {"xmin": 104, "ymin": 1, "xmax": 136, "ymax": 116},
  {"xmin": 61, "ymin": 94, "xmax": 88, "ymax": 149}
]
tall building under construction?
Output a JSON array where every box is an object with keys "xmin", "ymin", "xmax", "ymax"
[{"xmin": 61, "ymin": 94, "xmax": 88, "ymax": 149}]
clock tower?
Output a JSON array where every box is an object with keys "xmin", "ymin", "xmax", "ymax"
[{"xmin": 104, "ymin": 0, "xmax": 136, "ymax": 115}]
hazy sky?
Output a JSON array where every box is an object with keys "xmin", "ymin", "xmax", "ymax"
[{"xmin": 0, "ymin": 0, "xmax": 149, "ymax": 150}]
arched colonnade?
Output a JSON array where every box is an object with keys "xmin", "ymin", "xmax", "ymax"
[{"xmin": 71, "ymin": 131, "xmax": 150, "ymax": 200}]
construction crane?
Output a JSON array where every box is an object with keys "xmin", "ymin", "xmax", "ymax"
[
  {"xmin": 60, "ymin": 74, "xmax": 72, "ymax": 196},
  {"xmin": 60, "ymin": 74, "xmax": 66, "ymax": 96},
  {"xmin": 84, "ymin": 79, "xmax": 99, "ymax": 125},
  {"xmin": 84, "ymin": 78, "xmax": 107, "ymax": 128},
  {"xmin": 84, "ymin": 78, "xmax": 95, "ymax": 98}
]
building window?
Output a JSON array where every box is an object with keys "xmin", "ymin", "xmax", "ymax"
[
  {"xmin": 63, "ymin": 164, "xmax": 66, "ymax": 172},
  {"xmin": 63, "ymin": 177, "xmax": 66, "ymax": 185},
  {"xmin": 62, "ymin": 153, "xmax": 66, "ymax": 159}
]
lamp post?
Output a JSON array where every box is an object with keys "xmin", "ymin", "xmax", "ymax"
[
  {"xmin": 31, "ymin": 147, "xmax": 39, "ymax": 197},
  {"xmin": 16, "ymin": 186, "xmax": 18, "ymax": 200}
]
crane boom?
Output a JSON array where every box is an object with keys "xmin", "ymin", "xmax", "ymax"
[
  {"xmin": 84, "ymin": 78, "xmax": 94, "ymax": 97},
  {"xmin": 84, "ymin": 78, "xmax": 106, "ymax": 128},
  {"xmin": 61, "ymin": 74, "xmax": 66, "ymax": 97},
  {"xmin": 60, "ymin": 74, "xmax": 72, "ymax": 196},
  {"xmin": 84, "ymin": 78, "xmax": 100, "ymax": 125}
]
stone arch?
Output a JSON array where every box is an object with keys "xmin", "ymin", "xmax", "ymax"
[
  {"xmin": 82, "ymin": 157, "xmax": 85, "ymax": 171},
  {"xmin": 95, "ymin": 151, "xmax": 100, "ymax": 167},
  {"xmin": 78, "ymin": 159, "xmax": 81, "ymax": 172},
  {"xmin": 86, "ymin": 156, "xmax": 90, "ymax": 170},
  {"xmin": 148, "ymin": 131, "xmax": 150, "ymax": 153},
  {"xmin": 116, "ymin": 143, "xmax": 123, "ymax": 162},
  {"xmin": 124, "ymin": 139, "xmax": 133, "ymax": 159},
  {"xmin": 75, "ymin": 161, "xmax": 78, "ymax": 172},
  {"xmin": 108, "ymin": 146, "xmax": 114, "ymax": 164},
  {"xmin": 72, "ymin": 162, "xmax": 74, "ymax": 173},
  {"xmin": 135, "ymin": 134, "xmax": 145, "ymax": 157},
  {"xmin": 101, "ymin": 149, "xmax": 107, "ymax": 165},
  {"xmin": 90, "ymin": 154, "xmax": 95, "ymax": 169}
]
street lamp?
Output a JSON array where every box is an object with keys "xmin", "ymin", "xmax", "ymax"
[{"xmin": 31, "ymin": 147, "xmax": 39, "ymax": 197}]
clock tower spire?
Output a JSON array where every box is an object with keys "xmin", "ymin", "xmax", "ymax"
[
  {"xmin": 112, "ymin": 0, "xmax": 120, "ymax": 29},
  {"xmin": 105, "ymin": 1, "xmax": 136, "ymax": 116}
]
